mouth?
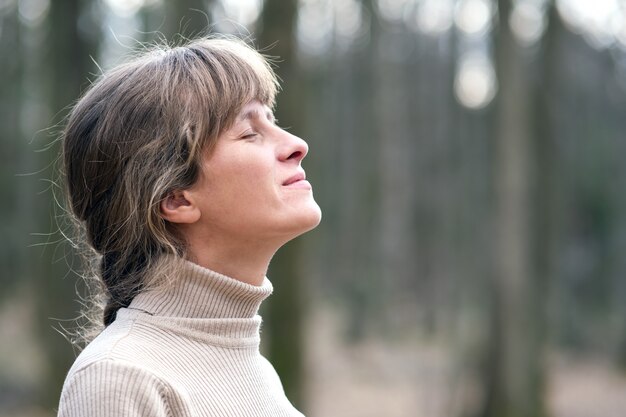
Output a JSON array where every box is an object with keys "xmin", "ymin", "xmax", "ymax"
[
  {"xmin": 283, "ymin": 172, "xmax": 306, "ymax": 186},
  {"xmin": 283, "ymin": 171, "xmax": 312, "ymax": 189}
]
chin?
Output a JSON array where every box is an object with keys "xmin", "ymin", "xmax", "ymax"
[
  {"xmin": 301, "ymin": 205, "xmax": 322, "ymax": 232},
  {"xmin": 279, "ymin": 203, "xmax": 322, "ymax": 241},
  {"xmin": 306, "ymin": 199, "xmax": 322, "ymax": 223}
]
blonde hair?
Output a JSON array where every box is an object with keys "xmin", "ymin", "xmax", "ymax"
[{"xmin": 62, "ymin": 37, "xmax": 279, "ymax": 330}]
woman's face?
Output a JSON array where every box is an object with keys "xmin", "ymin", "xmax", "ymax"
[{"xmin": 188, "ymin": 100, "xmax": 322, "ymax": 246}]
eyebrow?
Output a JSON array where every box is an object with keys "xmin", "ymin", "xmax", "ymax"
[{"xmin": 238, "ymin": 107, "xmax": 275, "ymax": 123}]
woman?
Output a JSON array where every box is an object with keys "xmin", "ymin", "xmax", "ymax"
[{"xmin": 57, "ymin": 37, "xmax": 321, "ymax": 416}]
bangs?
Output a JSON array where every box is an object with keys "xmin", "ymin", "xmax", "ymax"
[
  {"xmin": 167, "ymin": 38, "xmax": 280, "ymax": 151},
  {"xmin": 193, "ymin": 38, "xmax": 280, "ymax": 109}
]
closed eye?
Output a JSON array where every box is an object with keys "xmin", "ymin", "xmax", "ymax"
[{"xmin": 241, "ymin": 131, "xmax": 258, "ymax": 139}]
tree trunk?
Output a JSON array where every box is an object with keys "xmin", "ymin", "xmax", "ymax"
[
  {"xmin": 0, "ymin": 0, "xmax": 23, "ymax": 298},
  {"xmin": 34, "ymin": 0, "xmax": 99, "ymax": 408},
  {"xmin": 257, "ymin": 0, "xmax": 306, "ymax": 410},
  {"xmin": 141, "ymin": 1, "xmax": 212, "ymax": 47},
  {"xmin": 163, "ymin": 0, "xmax": 211, "ymax": 39},
  {"xmin": 482, "ymin": 1, "xmax": 548, "ymax": 416}
]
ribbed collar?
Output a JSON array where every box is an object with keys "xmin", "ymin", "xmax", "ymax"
[{"xmin": 128, "ymin": 256, "xmax": 273, "ymax": 320}]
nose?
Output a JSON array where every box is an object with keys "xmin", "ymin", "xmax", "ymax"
[{"xmin": 279, "ymin": 129, "xmax": 308, "ymax": 163}]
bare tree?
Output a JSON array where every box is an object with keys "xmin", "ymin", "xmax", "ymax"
[
  {"xmin": 481, "ymin": 1, "xmax": 548, "ymax": 416},
  {"xmin": 257, "ymin": 0, "xmax": 306, "ymax": 409},
  {"xmin": 34, "ymin": 0, "xmax": 99, "ymax": 407}
]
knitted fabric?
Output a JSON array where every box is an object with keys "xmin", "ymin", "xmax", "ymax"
[{"xmin": 57, "ymin": 256, "xmax": 304, "ymax": 417}]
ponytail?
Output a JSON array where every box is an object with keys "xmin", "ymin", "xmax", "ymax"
[{"xmin": 100, "ymin": 250, "xmax": 148, "ymax": 326}]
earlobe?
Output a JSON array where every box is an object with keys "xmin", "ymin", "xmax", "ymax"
[{"xmin": 160, "ymin": 190, "xmax": 201, "ymax": 224}]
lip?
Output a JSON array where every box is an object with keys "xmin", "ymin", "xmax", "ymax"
[{"xmin": 283, "ymin": 171, "xmax": 311, "ymax": 189}]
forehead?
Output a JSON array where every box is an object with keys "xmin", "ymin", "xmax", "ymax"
[{"xmin": 236, "ymin": 101, "xmax": 274, "ymax": 122}]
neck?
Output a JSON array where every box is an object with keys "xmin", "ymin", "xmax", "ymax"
[
  {"xmin": 187, "ymin": 237, "xmax": 279, "ymax": 286},
  {"xmin": 128, "ymin": 255, "xmax": 273, "ymax": 322}
]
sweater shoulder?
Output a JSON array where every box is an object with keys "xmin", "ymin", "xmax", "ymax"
[
  {"xmin": 59, "ymin": 317, "xmax": 190, "ymax": 417},
  {"xmin": 66, "ymin": 312, "xmax": 142, "ymax": 372},
  {"xmin": 61, "ymin": 312, "xmax": 171, "ymax": 395},
  {"xmin": 58, "ymin": 358, "xmax": 189, "ymax": 417}
]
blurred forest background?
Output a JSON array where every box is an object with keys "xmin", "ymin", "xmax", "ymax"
[{"xmin": 2, "ymin": 0, "xmax": 626, "ymax": 416}]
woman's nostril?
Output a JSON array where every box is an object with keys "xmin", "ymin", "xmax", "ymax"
[{"xmin": 288, "ymin": 151, "xmax": 303, "ymax": 160}]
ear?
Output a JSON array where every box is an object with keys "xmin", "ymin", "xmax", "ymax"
[{"xmin": 160, "ymin": 190, "xmax": 201, "ymax": 224}]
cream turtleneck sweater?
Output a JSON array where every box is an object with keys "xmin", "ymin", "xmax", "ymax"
[{"xmin": 57, "ymin": 257, "xmax": 305, "ymax": 417}]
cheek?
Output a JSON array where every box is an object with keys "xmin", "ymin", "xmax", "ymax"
[
  {"xmin": 214, "ymin": 155, "xmax": 277, "ymax": 207},
  {"xmin": 225, "ymin": 151, "xmax": 272, "ymax": 186}
]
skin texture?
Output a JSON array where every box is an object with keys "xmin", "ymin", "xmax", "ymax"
[{"xmin": 160, "ymin": 100, "xmax": 322, "ymax": 285}]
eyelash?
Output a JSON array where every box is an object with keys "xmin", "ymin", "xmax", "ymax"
[{"xmin": 239, "ymin": 116, "xmax": 277, "ymax": 139}]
